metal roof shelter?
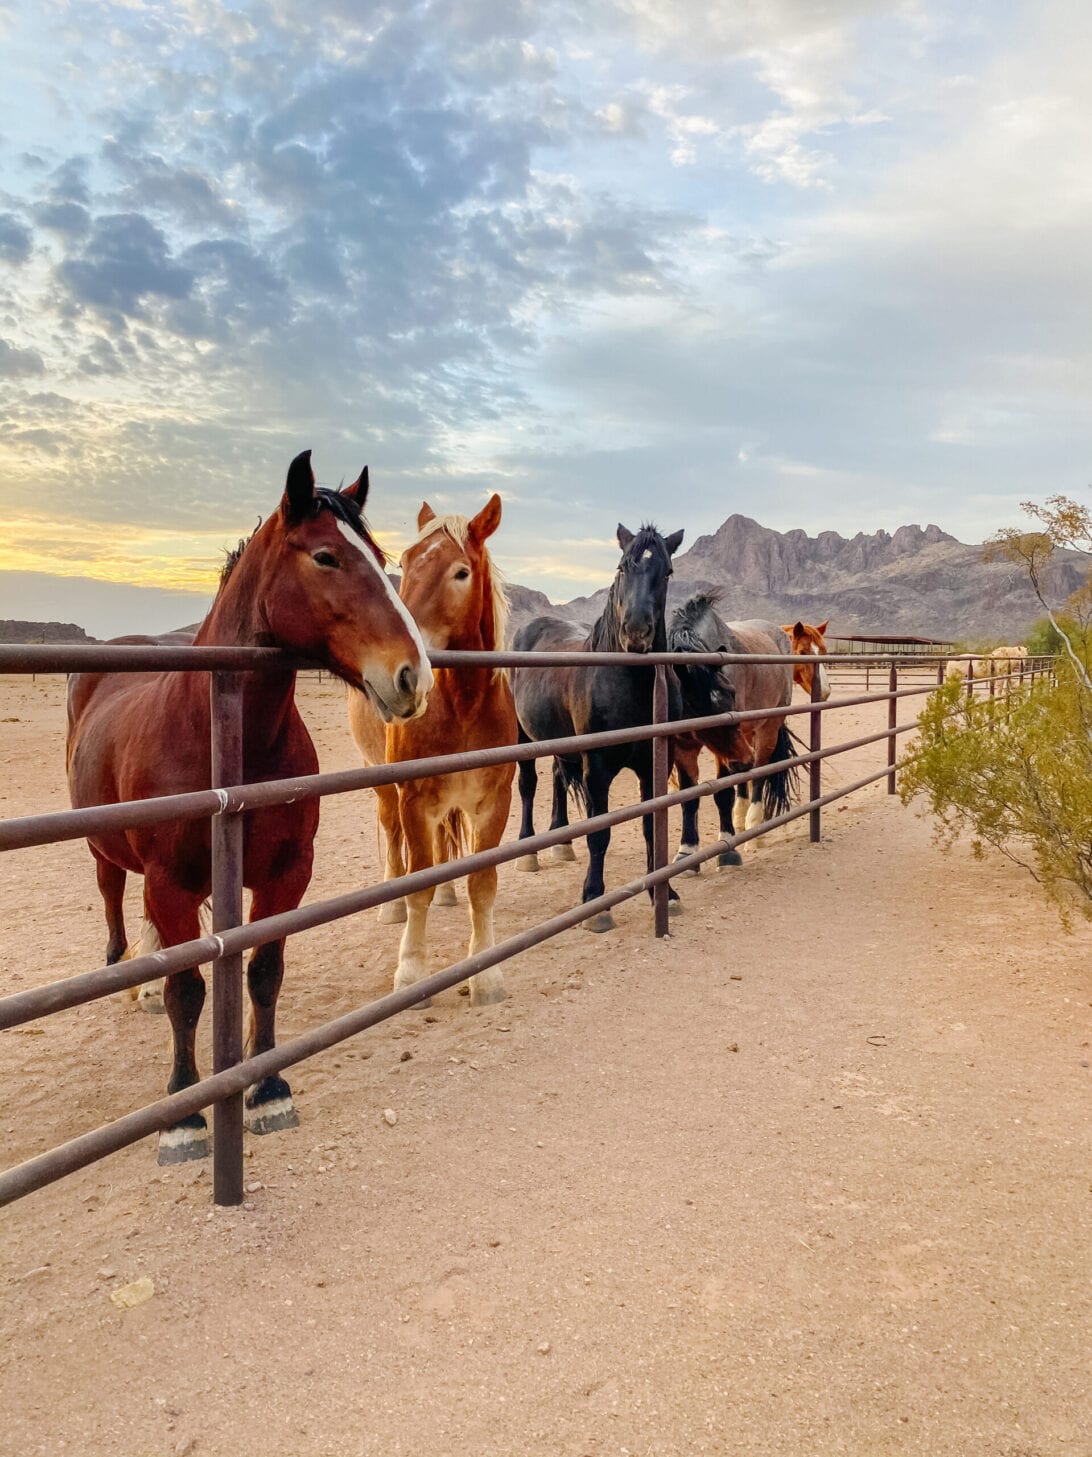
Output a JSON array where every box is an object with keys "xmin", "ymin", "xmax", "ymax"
[{"xmin": 827, "ymin": 633, "xmax": 956, "ymax": 655}]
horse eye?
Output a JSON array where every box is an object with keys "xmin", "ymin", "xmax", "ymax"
[
  {"xmin": 453, "ymin": 566, "xmax": 471, "ymax": 581},
  {"xmin": 312, "ymin": 549, "xmax": 339, "ymax": 569}
]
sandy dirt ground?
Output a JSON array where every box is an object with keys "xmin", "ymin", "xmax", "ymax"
[{"xmin": 0, "ymin": 669, "xmax": 1089, "ymax": 1457}]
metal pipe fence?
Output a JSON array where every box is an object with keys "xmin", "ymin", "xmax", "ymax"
[{"xmin": 0, "ymin": 645, "xmax": 1056, "ymax": 1208}]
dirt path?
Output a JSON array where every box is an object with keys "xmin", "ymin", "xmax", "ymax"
[{"xmin": 1, "ymin": 673, "xmax": 1089, "ymax": 1457}]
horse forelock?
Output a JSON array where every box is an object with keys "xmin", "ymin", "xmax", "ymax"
[
  {"xmin": 410, "ymin": 512, "xmax": 509, "ymax": 651},
  {"xmin": 217, "ymin": 490, "xmax": 386, "ymax": 593}
]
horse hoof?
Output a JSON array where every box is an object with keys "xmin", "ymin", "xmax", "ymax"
[
  {"xmin": 668, "ymin": 898, "xmax": 683, "ymax": 917},
  {"xmin": 157, "ymin": 1114, "xmax": 209, "ymax": 1165},
  {"xmin": 516, "ymin": 854, "xmax": 540, "ymax": 873},
  {"xmin": 673, "ymin": 848, "xmax": 701, "ymax": 877},
  {"xmin": 137, "ymin": 979, "xmax": 166, "ymax": 1014},
  {"xmin": 718, "ymin": 849, "xmax": 743, "ymax": 868},
  {"xmin": 433, "ymin": 883, "xmax": 458, "ymax": 907},
  {"xmin": 378, "ymin": 899, "xmax": 407, "ymax": 925},
  {"xmin": 469, "ymin": 978, "xmax": 507, "ymax": 1007},
  {"xmin": 245, "ymin": 1077, "xmax": 300, "ymax": 1136},
  {"xmin": 582, "ymin": 911, "xmax": 616, "ymax": 934},
  {"xmin": 549, "ymin": 843, "xmax": 577, "ymax": 864}
]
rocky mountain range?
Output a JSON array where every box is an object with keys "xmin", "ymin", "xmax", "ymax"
[
  {"xmin": 0, "ymin": 619, "xmax": 96, "ymax": 644},
  {"xmin": 507, "ymin": 516, "xmax": 1087, "ymax": 644},
  {"xmin": 1, "ymin": 518, "xmax": 1084, "ymax": 650}
]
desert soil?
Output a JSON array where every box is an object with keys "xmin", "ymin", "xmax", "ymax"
[{"xmin": 0, "ymin": 669, "xmax": 1089, "ymax": 1457}]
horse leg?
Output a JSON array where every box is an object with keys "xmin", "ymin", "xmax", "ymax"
[
  {"xmin": 143, "ymin": 880, "xmax": 208, "ymax": 1165},
  {"xmin": 464, "ymin": 796, "xmax": 511, "ymax": 1006},
  {"xmin": 745, "ymin": 723, "xmax": 782, "ymax": 842},
  {"xmin": 432, "ymin": 820, "xmax": 459, "ymax": 906},
  {"xmin": 547, "ymin": 759, "xmax": 576, "ymax": 863},
  {"xmin": 394, "ymin": 794, "xmax": 437, "ymax": 1001},
  {"xmin": 673, "ymin": 759, "xmax": 702, "ymax": 874},
  {"xmin": 581, "ymin": 757, "xmax": 616, "ymax": 933},
  {"xmin": 376, "ymin": 783, "xmax": 408, "ymax": 925},
  {"xmin": 732, "ymin": 779, "xmax": 750, "ymax": 834},
  {"xmin": 714, "ymin": 780, "xmax": 743, "ymax": 868},
  {"xmin": 95, "ymin": 853, "xmax": 127, "ymax": 965},
  {"xmin": 515, "ymin": 733, "xmax": 540, "ymax": 872},
  {"xmin": 639, "ymin": 764, "xmax": 681, "ymax": 914},
  {"xmin": 240, "ymin": 867, "xmax": 312, "ymax": 1136}
]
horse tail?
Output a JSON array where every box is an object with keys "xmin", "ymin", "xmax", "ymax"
[
  {"xmin": 557, "ymin": 756, "xmax": 589, "ymax": 817},
  {"xmin": 761, "ymin": 721, "xmax": 799, "ymax": 819},
  {"xmin": 439, "ymin": 809, "xmax": 467, "ymax": 862}
]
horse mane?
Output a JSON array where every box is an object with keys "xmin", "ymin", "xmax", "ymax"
[
  {"xmin": 589, "ymin": 524, "xmax": 674, "ymax": 652},
  {"xmin": 218, "ymin": 490, "xmax": 384, "ymax": 593},
  {"xmin": 413, "ymin": 512, "xmax": 510, "ymax": 651}
]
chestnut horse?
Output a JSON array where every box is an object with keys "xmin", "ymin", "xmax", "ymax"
[
  {"xmin": 67, "ymin": 452, "xmax": 431, "ymax": 1163},
  {"xmin": 783, "ymin": 619, "xmax": 830, "ymax": 701},
  {"xmin": 348, "ymin": 495, "xmax": 516, "ymax": 1006},
  {"xmin": 668, "ymin": 593, "xmax": 796, "ymax": 871}
]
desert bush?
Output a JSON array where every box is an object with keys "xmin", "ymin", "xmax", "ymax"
[{"xmin": 901, "ymin": 667, "xmax": 1092, "ymax": 923}]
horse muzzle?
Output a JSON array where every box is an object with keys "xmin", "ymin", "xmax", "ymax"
[{"xmin": 363, "ymin": 659, "xmax": 433, "ymax": 721}]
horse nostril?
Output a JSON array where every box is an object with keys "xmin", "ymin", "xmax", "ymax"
[{"xmin": 396, "ymin": 663, "xmax": 417, "ymax": 701}]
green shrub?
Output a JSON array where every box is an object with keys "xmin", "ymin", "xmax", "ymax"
[{"xmin": 901, "ymin": 667, "xmax": 1092, "ymax": 924}]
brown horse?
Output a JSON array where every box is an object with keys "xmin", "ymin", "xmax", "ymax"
[
  {"xmin": 348, "ymin": 495, "xmax": 516, "ymax": 1006},
  {"xmin": 67, "ymin": 451, "xmax": 431, "ymax": 1163},
  {"xmin": 668, "ymin": 594, "xmax": 796, "ymax": 870},
  {"xmin": 782, "ymin": 619, "xmax": 830, "ymax": 700}
]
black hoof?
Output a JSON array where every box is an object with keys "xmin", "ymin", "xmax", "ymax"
[
  {"xmin": 245, "ymin": 1076, "xmax": 300, "ymax": 1136},
  {"xmin": 718, "ymin": 849, "xmax": 743, "ymax": 868}
]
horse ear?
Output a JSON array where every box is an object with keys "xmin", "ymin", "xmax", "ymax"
[
  {"xmin": 793, "ymin": 621, "xmax": 805, "ymax": 637},
  {"xmin": 282, "ymin": 450, "xmax": 314, "ymax": 522},
  {"xmin": 341, "ymin": 466, "xmax": 369, "ymax": 508},
  {"xmin": 780, "ymin": 624, "xmax": 793, "ymax": 636},
  {"xmin": 418, "ymin": 502, "xmax": 437, "ymax": 530},
  {"xmin": 664, "ymin": 529, "xmax": 684, "ymax": 556},
  {"xmin": 816, "ymin": 620, "xmax": 829, "ymax": 636},
  {"xmin": 617, "ymin": 524, "xmax": 635, "ymax": 551},
  {"xmin": 469, "ymin": 493, "xmax": 502, "ymax": 543}
]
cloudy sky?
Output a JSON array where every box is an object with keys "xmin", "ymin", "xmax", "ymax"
[{"xmin": 1, "ymin": 0, "xmax": 1089, "ymax": 636}]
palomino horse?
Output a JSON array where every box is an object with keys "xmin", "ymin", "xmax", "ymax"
[
  {"xmin": 348, "ymin": 496, "xmax": 516, "ymax": 1006},
  {"xmin": 988, "ymin": 644, "xmax": 1028, "ymax": 687},
  {"xmin": 67, "ymin": 452, "xmax": 431, "ymax": 1163},
  {"xmin": 782, "ymin": 619, "xmax": 830, "ymax": 701},
  {"xmin": 669, "ymin": 593, "xmax": 796, "ymax": 870},
  {"xmin": 511, "ymin": 523, "xmax": 684, "ymax": 933}
]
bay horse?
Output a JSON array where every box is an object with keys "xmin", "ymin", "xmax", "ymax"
[
  {"xmin": 668, "ymin": 592, "xmax": 796, "ymax": 871},
  {"xmin": 348, "ymin": 495, "xmax": 516, "ymax": 1006},
  {"xmin": 67, "ymin": 451, "xmax": 431, "ymax": 1163},
  {"xmin": 782, "ymin": 619, "xmax": 830, "ymax": 701},
  {"xmin": 511, "ymin": 523, "xmax": 684, "ymax": 933}
]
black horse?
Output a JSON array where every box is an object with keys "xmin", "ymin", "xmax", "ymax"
[
  {"xmin": 510, "ymin": 523, "xmax": 684, "ymax": 932},
  {"xmin": 668, "ymin": 593, "xmax": 797, "ymax": 870}
]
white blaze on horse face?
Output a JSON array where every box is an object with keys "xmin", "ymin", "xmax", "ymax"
[{"xmin": 336, "ymin": 519, "xmax": 434, "ymax": 705}]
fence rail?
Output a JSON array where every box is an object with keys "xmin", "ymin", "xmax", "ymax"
[{"xmin": 0, "ymin": 645, "xmax": 1055, "ymax": 1208}]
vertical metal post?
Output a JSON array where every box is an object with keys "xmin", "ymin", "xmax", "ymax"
[
  {"xmin": 966, "ymin": 657, "xmax": 974, "ymax": 704},
  {"xmin": 652, "ymin": 664, "xmax": 670, "ymax": 939},
  {"xmin": 210, "ymin": 670, "xmax": 245, "ymax": 1207},
  {"xmin": 887, "ymin": 663, "xmax": 897, "ymax": 795},
  {"xmin": 937, "ymin": 659, "xmax": 945, "ymax": 686},
  {"xmin": 809, "ymin": 662, "xmax": 822, "ymax": 843}
]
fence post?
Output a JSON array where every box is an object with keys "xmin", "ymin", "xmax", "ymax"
[
  {"xmin": 887, "ymin": 663, "xmax": 897, "ymax": 795},
  {"xmin": 809, "ymin": 662, "xmax": 822, "ymax": 843},
  {"xmin": 652, "ymin": 664, "xmax": 670, "ymax": 939},
  {"xmin": 937, "ymin": 659, "xmax": 945, "ymax": 686},
  {"xmin": 966, "ymin": 657, "xmax": 974, "ymax": 704},
  {"xmin": 210, "ymin": 670, "xmax": 245, "ymax": 1207}
]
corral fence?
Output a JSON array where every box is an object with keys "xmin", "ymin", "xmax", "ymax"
[{"xmin": 0, "ymin": 644, "xmax": 1057, "ymax": 1209}]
